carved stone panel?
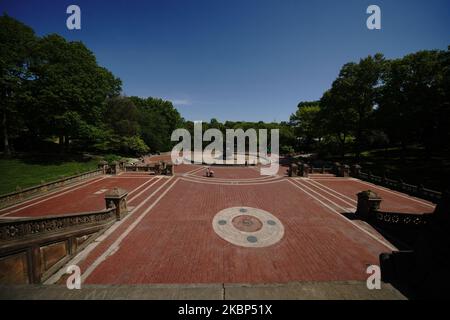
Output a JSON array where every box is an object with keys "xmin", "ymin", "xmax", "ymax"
[
  {"xmin": 0, "ymin": 251, "xmax": 29, "ymax": 284},
  {"xmin": 39, "ymin": 241, "xmax": 68, "ymax": 272}
]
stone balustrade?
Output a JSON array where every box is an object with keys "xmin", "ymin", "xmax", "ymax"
[{"xmin": 0, "ymin": 188, "xmax": 128, "ymax": 285}]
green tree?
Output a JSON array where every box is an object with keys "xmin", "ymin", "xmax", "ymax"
[
  {"xmin": 290, "ymin": 101, "xmax": 322, "ymax": 150},
  {"xmin": 130, "ymin": 96, "xmax": 183, "ymax": 152},
  {"xmin": 26, "ymin": 34, "xmax": 121, "ymax": 151},
  {"xmin": 377, "ymin": 49, "xmax": 447, "ymax": 159},
  {"xmin": 106, "ymin": 97, "xmax": 140, "ymax": 137},
  {"xmin": 0, "ymin": 14, "xmax": 36, "ymax": 154}
]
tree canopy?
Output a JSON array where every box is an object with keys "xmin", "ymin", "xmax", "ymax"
[
  {"xmin": 291, "ymin": 48, "xmax": 450, "ymax": 160},
  {"xmin": 1, "ymin": 15, "xmax": 449, "ymax": 162}
]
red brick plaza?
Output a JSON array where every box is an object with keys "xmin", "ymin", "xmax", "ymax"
[{"xmin": 0, "ymin": 156, "xmax": 434, "ymax": 286}]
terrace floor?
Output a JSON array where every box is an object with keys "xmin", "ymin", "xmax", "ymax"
[{"xmin": 0, "ymin": 158, "xmax": 435, "ymax": 299}]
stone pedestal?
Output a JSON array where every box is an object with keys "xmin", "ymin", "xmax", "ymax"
[
  {"xmin": 288, "ymin": 163, "xmax": 298, "ymax": 177},
  {"xmin": 118, "ymin": 159, "xmax": 127, "ymax": 170},
  {"xmin": 356, "ymin": 190, "xmax": 382, "ymax": 220},
  {"xmin": 105, "ymin": 188, "xmax": 128, "ymax": 221},
  {"xmin": 109, "ymin": 161, "xmax": 119, "ymax": 175},
  {"xmin": 154, "ymin": 162, "xmax": 161, "ymax": 175},
  {"xmin": 338, "ymin": 164, "xmax": 350, "ymax": 177},
  {"xmin": 300, "ymin": 164, "xmax": 309, "ymax": 177},
  {"xmin": 98, "ymin": 161, "xmax": 108, "ymax": 174},
  {"xmin": 164, "ymin": 162, "xmax": 174, "ymax": 175}
]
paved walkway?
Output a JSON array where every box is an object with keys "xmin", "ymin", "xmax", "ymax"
[{"xmin": 0, "ymin": 163, "xmax": 433, "ymax": 297}]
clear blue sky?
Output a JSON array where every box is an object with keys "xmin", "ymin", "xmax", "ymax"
[{"xmin": 2, "ymin": 0, "xmax": 449, "ymax": 122}]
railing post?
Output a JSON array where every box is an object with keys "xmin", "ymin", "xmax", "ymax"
[
  {"xmin": 288, "ymin": 163, "xmax": 298, "ymax": 177},
  {"xmin": 105, "ymin": 188, "xmax": 128, "ymax": 221},
  {"xmin": 98, "ymin": 161, "xmax": 108, "ymax": 174},
  {"xmin": 337, "ymin": 164, "xmax": 349, "ymax": 177},
  {"xmin": 301, "ymin": 164, "xmax": 309, "ymax": 177},
  {"xmin": 109, "ymin": 161, "xmax": 119, "ymax": 175},
  {"xmin": 166, "ymin": 162, "xmax": 174, "ymax": 175},
  {"xmin": 356, "ymin": 190, "xmax": 382, "ymax": 221}
]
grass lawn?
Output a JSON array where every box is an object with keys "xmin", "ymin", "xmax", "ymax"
[{"xmin": 0, "ymin": 156, "xmax": 99, "ymax": 195}]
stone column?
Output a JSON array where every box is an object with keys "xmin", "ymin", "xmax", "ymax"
[
  {"xmin": 154, "ymin": 162, "xmax": 161, "ymax": 175},
  {"xmin": 333, "ymin": 162, "xmax": 341, "ymax": 176},
  {"xmin": 165, "ymin": 162, "xmax": 174, "ymax": 175},
  {"xmin": 288, "ymin": 163, "xmax": 298, "ymax": 177},
  {"xmin": 338, "ymin": 164, "xmax": 350, "ymax": 177},
  {"xmin": 300, "ymin": 163, "xmax": 309, "ymax": 177},
  {"xmin": 109, "ymin": 161, "xmax": 119, "ymax": 175},
  {"xmin": 98, "ymin": 161, "xmax": 108, "ymax": 174},
  {"xmin": 118, "ymin": 159, "xmax": 127, "ymax": 170},
  {"xmin": 105, "ymin": 188, "xmax": 128, "ymax": 221},
  {"xmin": 356, "ymin": 190, "xmax": 382, "ymax": 220}
]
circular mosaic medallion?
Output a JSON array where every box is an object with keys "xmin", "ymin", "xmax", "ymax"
[
  {"xmin": 212, "ymin": 207, "xmax": 284, "ymax": 248},
  {"xmin": 232, "ymin": 215, "xmax": 263, "ymax": 232}
]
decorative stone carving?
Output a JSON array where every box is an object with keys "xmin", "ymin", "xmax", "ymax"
[{"xmin": 0, "ymin": 210, "xmax": 116, "ymax": 242}]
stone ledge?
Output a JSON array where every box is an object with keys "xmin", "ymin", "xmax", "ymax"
[{"xmin": 0, "ymin": 281, "xmax": 405, "ymax": 300}]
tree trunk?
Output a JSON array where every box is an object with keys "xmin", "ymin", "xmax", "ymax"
[{"xmin": 3, "ymin": 111, "xmax": 10, "ymax": 156}]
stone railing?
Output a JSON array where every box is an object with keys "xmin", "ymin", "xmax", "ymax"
[
  {"xmin": 0, "ymin": 169, "xmax": 103, "ymax": 209},
  {"xmin": 354, "ymin": 169, "xmax": 441, "ymax": 203},
  {"xmin": 0, "ymin": 209, "xmax": 116, "ymax": 243},
  {"xmin": 288, "ymin": 161, "xmax": 350, "ymax": 178},
  {"xmin": 355, "ymin": 190, "xmax": 433, "ymax": 228},
  {"xmin": 374, "ymin": 211, "xmax": 432, "ymax": 226},
  {"xmin": 379, "ymin": 192, "xmax": 450, "ymax": 299},
  {"xmin": 310, "ymin": 166, "xmax": 334, "ymax": 174},
  {"xmin": 124, "ymin": 161, "xmax": 173, "ymax": 176},
  {"xmin": 0, "ymin": 188, "xmax": 128, "ymax": 285}
]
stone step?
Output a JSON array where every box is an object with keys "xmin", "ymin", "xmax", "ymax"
[{"xmin": 0, "ymin": 281, "xmax": 406, "ymax": 300}]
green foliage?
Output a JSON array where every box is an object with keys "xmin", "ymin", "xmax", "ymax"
[
  {"xmin": 0, "ymin": 16, "xmax": 155, "ymax": 157},
  {"xmin": 1, "ymin": 14, "xmax": 449, "ymax": 170},
  {"xmin": 121, "ymin": 135, "xmax": 150, "ymax": 155},
  {"xmin": 0, "ymin": 14, "xmax": 37, "ymax": 154},
  {"xmin": 280, "ymin": 145, "xmax": 295, "ymax": 155},
  {"xmin": 377, "ymin": 50, "xmax": 448, "ymax": 155},
  {"xmin": 130, "ymin": 96, "xmax": 183, "ymax": 152},
  {"xmin": 25, "ymin": 34, "xmax": 122, "ymax": 144},
  {"xmin": 292, "ymin": 48, "xmax": 450, "ymax": 162},
  {"xmin": 102, "ymin": 154, "xmax": 122, "ymax": 163},
  {"xmin": 290, "ymin": 101, "xmax": 322, "ymax": 150}
]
